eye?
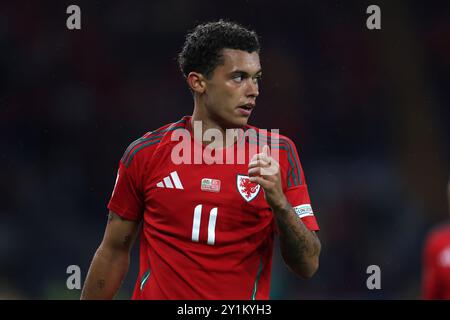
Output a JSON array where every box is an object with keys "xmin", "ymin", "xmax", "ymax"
[
  {"xmin": 253, "ymin": 75, "xmax": 261, "ymax": 84},
  {"xmin": 232, "ymin": 75, "xmax": 243, "ymax": 83}
]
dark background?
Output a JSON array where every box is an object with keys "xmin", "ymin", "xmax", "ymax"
[{"xmin": 0, "ymin": 0, "xmax": 449, "ymax": 299}]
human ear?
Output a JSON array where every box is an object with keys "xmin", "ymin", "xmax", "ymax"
[{"xmin": 187, "ymin": 72, "xmax": 206, "ymax": 94}]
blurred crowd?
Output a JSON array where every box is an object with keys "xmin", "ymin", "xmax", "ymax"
[{"xmin": 0, "ymin": 0, "xmax": 449, "ymax": 299}]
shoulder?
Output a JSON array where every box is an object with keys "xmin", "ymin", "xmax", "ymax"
[
  {"xmin": 120, "ymin": 117, "xmax": 188, "ymax": 168},
  {"xmin": 244, "ymin": 124, "xmax": 298, "ymax": 150},
  {"xmin": 244, "ymin": 124, "xmax": 301, "ymax": 162}
]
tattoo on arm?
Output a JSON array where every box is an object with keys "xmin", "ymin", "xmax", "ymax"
[
  {"xmin": 122, "ymin": 235, "xmax": 131, "ymax": 248},
  {"xmin": 97, "ymin": 279, "xmax": 105, "ymax": 290},
  {"xmin": 275, "ymin": 202, "xmax": 321, "ymax": 264}
]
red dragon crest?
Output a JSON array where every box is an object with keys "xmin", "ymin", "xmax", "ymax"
[{"xmin": 237, "ymin": 175, "xmax": 260, "ymax": 201}]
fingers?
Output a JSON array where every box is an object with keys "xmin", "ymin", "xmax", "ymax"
[
  {"xmin": 260, "ymin": 162, "xmax": 279, "ymax": 176},
  {"xmin": 262, "ymin": 145, "xmax": 270, "ymax": 157},
  {"xmin": 248, "ymin": 159, "xmax": 271, "ymax": 169},
  {"xmin": 248, "ymin": 176, "xmax": 272, "ymax": 189},
  {"xmin": 248, "ymin": 167, "xmax": 261, "ymax": 177},
  {"xmin": 249, "ymin": 145, "xmax": 280, "ymax": 179},
  {"xmin": 248, "ymin": 145, "xmax": 281, "ymax": 183},
  {"xmin": 250, "ymin": 154, "xmax": 271, "ymax": 164},
  {"xmin": 248, "ymin": 167, "xmax": 278, "ymax": 182},
  {"xmin": 250, "ymin": 146, "xmax": 272, "ymax": 164}
]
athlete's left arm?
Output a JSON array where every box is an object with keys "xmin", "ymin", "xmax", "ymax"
[
  {"xmin": 248, "ymin": 146, "xmax": 321, "ymax": 278},
  {"xmin": 270, "ymin": 201, "xmax": 321, "ymax": 278}
]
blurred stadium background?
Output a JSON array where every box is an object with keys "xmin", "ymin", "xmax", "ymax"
[{"xmin": 0, "ymin": 0, "xmax": 449, "ymax": 299}]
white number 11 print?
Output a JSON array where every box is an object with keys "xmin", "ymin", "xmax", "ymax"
[{"xmin": 192, "ymin": 204, "xmax": 218, "ymax": 245}]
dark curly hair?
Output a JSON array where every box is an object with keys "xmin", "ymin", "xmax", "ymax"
[{"xmin": 178, "ymin": 20, "xmax": 260, "ymax": 79}]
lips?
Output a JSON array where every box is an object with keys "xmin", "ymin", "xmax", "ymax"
[
  {"xmin": 236, "ymin": 103, "xmax": 254, "ymax": 116},
  {"xmin": 237, "ymin": 103, "xmax": 255, "ymax": 111}
]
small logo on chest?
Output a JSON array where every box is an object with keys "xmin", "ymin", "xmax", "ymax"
[
  {"xmin": 156, "ymin": 171, "xmax": 184, "ymax": 189},
  {"xmin": 236, "ymin": 174, "xmax": 260, "ymax": 202},
  {"xmin": 201, "ymin": 178, "xmax": 221, "ymax": 193}
]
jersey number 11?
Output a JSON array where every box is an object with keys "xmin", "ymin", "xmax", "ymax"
[{"xmin": 191, "ymin": 204, "xmax": 218, "ymax": 245}]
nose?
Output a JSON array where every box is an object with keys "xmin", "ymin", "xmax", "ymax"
[{"xmin": 246, "ymin": 78, "xmax": 259, "ymax": 98}]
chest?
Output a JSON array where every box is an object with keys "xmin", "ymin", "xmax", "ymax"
[{"xmin": 143, "ymin": 160, "xmax": 272, "ymax": 245}]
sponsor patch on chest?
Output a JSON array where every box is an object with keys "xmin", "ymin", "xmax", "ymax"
[{"xmin": 201, "ymin": 178, "xmax": 221, "ymax": 193}]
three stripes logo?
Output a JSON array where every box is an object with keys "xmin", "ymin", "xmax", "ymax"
[{"xmin": 156, "ymin": 171, "xmax": 184, "ymax": 189}]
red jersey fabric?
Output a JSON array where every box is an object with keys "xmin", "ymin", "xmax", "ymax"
[
  {"xmin": 108, "ymin": 115, "xmax": 319, "ymax": 299},
  {"xmin": 423, "ymin": 223, "xmax": 450, "ymax": 299}
]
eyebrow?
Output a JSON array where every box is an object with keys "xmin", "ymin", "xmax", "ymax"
[{"xmin": 229, "ymin": 69, "xmax": 263, "ymax": 77}]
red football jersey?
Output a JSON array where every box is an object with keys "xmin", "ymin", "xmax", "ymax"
[
  {"xmin": 422, "ymin": 224, "xmax": 450, "ymax": 299},
  {"xmin": 108, "ymin": 116, "xmax": 319, "ymax": 299}
]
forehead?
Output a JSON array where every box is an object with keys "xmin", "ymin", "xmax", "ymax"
[{"xmin": 218, "ymin": 48, "xmax": 261, "ymax": 73}]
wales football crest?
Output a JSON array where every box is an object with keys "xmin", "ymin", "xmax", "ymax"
[{"xmin": 236, "ymin": 174, "xmax": 260, "ymax": 202}]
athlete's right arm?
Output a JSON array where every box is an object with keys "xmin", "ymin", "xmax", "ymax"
[{"xmin": 80, "ymin": 211, "xmax": 141, "ymax": 300}]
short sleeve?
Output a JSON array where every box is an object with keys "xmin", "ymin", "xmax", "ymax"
[
  {"xmin": 107, "ymin": 160, "xmax": 144, "ymax": 221},
  {"xmin": 279, "ymin": 137, "xmax": 319, "ymax": 231}
]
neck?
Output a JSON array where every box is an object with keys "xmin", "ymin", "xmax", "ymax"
[{"xmin": 191, "ymin": 101, "xmax": 240, "ymax": 149}]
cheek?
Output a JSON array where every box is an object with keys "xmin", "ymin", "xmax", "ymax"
[
  {"xmin": 206, "ymin": 82, "xmax": 241, "ymax": 111},
  {"xmin": 223, "ymin": 83, "xmax": 242, "ymax": 102},
  {"xmin": 212, "ymin": 86, "xmax": 235, "ymax": 105}
]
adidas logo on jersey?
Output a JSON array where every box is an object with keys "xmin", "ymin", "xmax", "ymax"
[{"xmin": 156, "ymin": 171, "xmax": 184, "ymax": 189}]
